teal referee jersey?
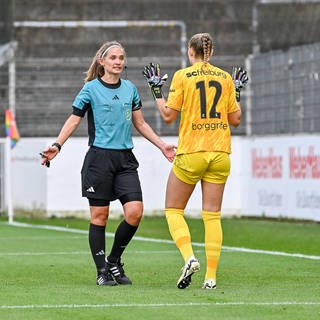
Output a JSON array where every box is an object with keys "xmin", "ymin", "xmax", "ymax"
[{"xmin": 72, "ymin": 78, "xmax": 142, "ymax": 149}]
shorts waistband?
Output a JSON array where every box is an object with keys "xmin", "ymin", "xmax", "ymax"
[{"xmin": 90, "ymin": 146, "xmax": 132, "ymax": 152}]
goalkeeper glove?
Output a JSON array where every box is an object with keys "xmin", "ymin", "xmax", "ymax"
[
  {"xmin": 142, "ymin": 63, "xmax": 168, "ymax": 99},
  {"xmin": 232, "ymin": 66, "xmax": 249, "ymax": 102}
]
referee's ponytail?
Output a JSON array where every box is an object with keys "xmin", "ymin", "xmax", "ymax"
[{"xmin": 84, "ymin": 41, "xmax": 126, "ymax": 82}]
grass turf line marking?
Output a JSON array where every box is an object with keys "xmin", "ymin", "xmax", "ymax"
[
  {"xmin": 0, "ymin": 251, "xmax": 89, "ymax": 256},
  {"xmin": 1, "ymin": 302, "xmax": 320, "ymax": 310},
  {"xmin": 0, "ymin": 250, "xmax": 179, "ymax": 256},
  {"xmin": 0, "ymin": 236, "xmax": 85, "ymax": 240},
  {"xmin": 6, "ymin": 221, "xmax": 320, "ymax": 261}
]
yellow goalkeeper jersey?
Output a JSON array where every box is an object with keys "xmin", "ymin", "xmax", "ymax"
[{"xmin": 167, "ymin": 62, "xmax": 239, "ymax": 155}]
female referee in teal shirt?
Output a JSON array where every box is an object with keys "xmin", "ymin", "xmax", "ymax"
[{"xmin": 41, "ymin": 41, "xmax": 176, "ymax": 286}]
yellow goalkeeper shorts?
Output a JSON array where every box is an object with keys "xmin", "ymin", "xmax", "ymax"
[{"xmin": 172, "ymin": 151, "xmax": 230, "ymax": 185}]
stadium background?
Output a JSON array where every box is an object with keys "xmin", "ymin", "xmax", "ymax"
[{"xmin": 0, "ymin": 0, "xmax": 319, "ymax": 220}]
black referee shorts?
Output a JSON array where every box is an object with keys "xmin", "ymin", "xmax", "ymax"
[{"xmin": 81, "ymin": 146, "xmax": 143, "ymax": 206}]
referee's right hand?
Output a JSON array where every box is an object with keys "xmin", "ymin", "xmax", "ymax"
[{"xmin": 40, "ymin": 143, "xmax": 60, "ymax": 166}]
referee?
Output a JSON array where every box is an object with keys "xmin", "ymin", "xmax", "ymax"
[{"xmin": 41, "ymin": 41, "xmax": 176, "ymax": 286}]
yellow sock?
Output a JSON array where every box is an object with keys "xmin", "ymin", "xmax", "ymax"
[
  {"xmin": 165, "ymin": 208, "xmax": 194, "ymax": 261},
  {"xmin": 202, "ymin": 210, "xmax": 222, "ymax": 281}
]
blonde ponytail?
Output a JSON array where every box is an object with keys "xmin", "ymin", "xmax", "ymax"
[{"xmin": 188, "ymin": 33, "xmax": 213, "ymax": 65}]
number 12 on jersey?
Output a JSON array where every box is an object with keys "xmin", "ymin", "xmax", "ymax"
[{"xmin": 196, "ymin": 80, "xmax": 222, "ymax": 119}]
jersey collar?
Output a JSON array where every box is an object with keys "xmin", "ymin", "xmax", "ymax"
[{"xmin": 98, "ymin": 77, "xmax": 121, "ymax": 89}]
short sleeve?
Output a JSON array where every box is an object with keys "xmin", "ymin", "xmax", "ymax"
[
  {"xmin": 72, "ymin": 84, "xmax": 91, "ymax": 117},
  {"xmin": 227, "ymin": 75, "xmax": 240, "ymax": 113},
  {"xmin": 166, "ymin": 70, "xmax": 184, "ymax": 112},
  {"xmin": 132, "ymin": 84, "xmax": 142, "ymax": 111},
  {"xmin": 72, "ymin": 85, "xmax": 91, "ymax": 109}
]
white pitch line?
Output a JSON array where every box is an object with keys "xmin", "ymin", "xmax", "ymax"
[
  {"xmin": 1, "ymin": 301, "xmax": 320, "ymax": 310},
  {"xmin": 4, "ymin": 221, "xmax": 320, "ymax": 260},
  {"xmin": 0, "ymin": 251, "xmax": 89, "ymax": 256},
  {"xmin": 0, "ymin": 250, "xmax": 179, "ymax": 256},
  {"xmin": 221, "ymin": 245, "xmax": 320, "ymax": 260},
  {"xmin": 0, "ymin": 236, "xmax": 85, "ymax": 240}
]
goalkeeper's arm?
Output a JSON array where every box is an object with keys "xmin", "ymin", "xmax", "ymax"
[
  {"xmin": 142, "ymin": 63, "xmax": 178, "ymax": 124},
  {"xmin": 154, "ymin": 96, "xmax": 179, "ymax": 124}
]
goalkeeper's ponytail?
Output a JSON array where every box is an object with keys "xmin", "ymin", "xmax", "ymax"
[
  {"xmin": 188, "ymin": 33, "xmax": 213, "ymax": 65},
  {"xmin": 201, "ymin": 34, "xmax": 213, "ymax": 64}
]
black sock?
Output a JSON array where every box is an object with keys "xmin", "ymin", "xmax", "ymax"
[
  {"xmin": 89, "ymin": 223, "xmax": 106, "ymax": 274},
  {"xmin": 107, "ymin": 220, "xmax": 138, "ymax": 263}
]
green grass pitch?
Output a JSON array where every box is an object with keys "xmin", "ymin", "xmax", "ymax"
[{"xmin": 0, "ymin": 216, "xmax": 319, "ymax": 319}]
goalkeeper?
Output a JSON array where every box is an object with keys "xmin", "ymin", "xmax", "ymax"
[{"xmin": 143, "ymin": 33, "xmax": 248, "ymax": 290}]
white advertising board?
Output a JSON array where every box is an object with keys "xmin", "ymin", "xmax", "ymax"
[
  {"xmin": 244, "ymin": 135, "xmax": 320, "ymax": 221},
  {"xmin": 9, "ymin": 135, "xmax": 320, "ymax": 221}
]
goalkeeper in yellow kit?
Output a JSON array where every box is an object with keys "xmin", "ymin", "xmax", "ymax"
[{"xmin": 143, "ymin": 33, "xmax": 248, "ymax": 289}]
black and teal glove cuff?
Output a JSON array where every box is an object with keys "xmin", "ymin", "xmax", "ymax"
[
  {"xmin": 235, "ymin": 89, "xmax": 240, "ymax": 102},
  {"xmin": 151, "ymin": 86, "xmax": 164, "ymax": 99}
]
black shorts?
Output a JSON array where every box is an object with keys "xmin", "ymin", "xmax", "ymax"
[{"xmin": 81, "ymin": 146, "xmax": 142, "ymax": 205}]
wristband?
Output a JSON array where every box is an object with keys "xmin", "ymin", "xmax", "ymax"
[
  {"xmin": 52, "ymin": 142, "xmax": 62, "ymax": 152},
  {"xmin": 151, "ymin": 86, "xmax": 164, "ymax": 99},
  {"xmin": 235, "ymin": 89, "xmax": 240, "ymax": 102}
]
